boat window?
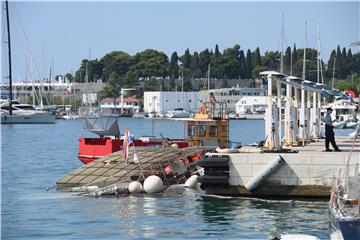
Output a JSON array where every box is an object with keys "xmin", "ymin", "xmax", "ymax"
[
  {"xmin": 198, "ymin": 125, "xmax": 206, "ymax": 137},
  {"xmin": 188, "ymin": 125, "xmax": 195, "ymax": 137},
  {"xmin": 209, "ymin": 126, "xmax": 218, "ymax": 137},
  {"xmin": 15, "ymin": 105, "xmax": 35, "ymax": 110}
]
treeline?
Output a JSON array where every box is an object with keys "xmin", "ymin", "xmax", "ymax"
[{"xmin": 67, "ymin": 44, "xmax": 360, "ymax": 97}]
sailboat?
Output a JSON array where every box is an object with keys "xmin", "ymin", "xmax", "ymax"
[
  {"xmin": 329, "ymin": 126, "xmax": 360, "ymax": 240},
  {"xmin": 1, "ymin": 0, "xmax": 55, "ymax": 124}
]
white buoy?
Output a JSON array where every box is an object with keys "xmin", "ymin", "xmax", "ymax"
[
  {"xmin": 170, "ymin": 143, "xmax": 179, "ymax": 148},
  {"xmin": 128, "ymin": 181, "xmax": 143, "ymax": 193},
  {"xmin": 133, "ymin": 153, "xmax": 139, "ymax": 164},
  {"xmin": 143, "ymin": 175, "xmax": 164, "ymax": 193},
  {"xmin": 277, "ymin": 234, "xmax": 320, "ymax": 240},
  {"xmin": 184, "ymin": 175, "xmax": 198, "ymax": 188}
]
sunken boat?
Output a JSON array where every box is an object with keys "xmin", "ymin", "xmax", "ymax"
[{"xmin": 56, "ymin": 101, "xmax": 230, "ymax": 196}]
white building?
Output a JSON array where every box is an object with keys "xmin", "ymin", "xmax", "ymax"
[
  {"xmin": 100, "ymin": 97, "xmax": 141, "ymax": 116},
  {"xmin": 199, "ymin": 87, "xmax": 265, "ymax": 112},
  {"xmin": 144, "ymin": 91, "xmax": 200, "ymax": 113},
  {"xmin": 235, "ymin": 96, "xmax": 267, "ymax": 115}
]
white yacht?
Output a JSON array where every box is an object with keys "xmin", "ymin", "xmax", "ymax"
[
  {"xmin": 322, "ymin": 97, "xmax": 359, "ymax": 129},
  {"xmin": 0, "ymin": 99, "xmax": 56, "ymax": 124},
  {"xmin": 166, "ymin": 108, "xmax": 191, "ymax": 118}
]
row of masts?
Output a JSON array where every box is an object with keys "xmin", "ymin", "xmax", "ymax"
[{"xmin": 279, "ymin": 14, "xmax": 325, "ymax": 85}]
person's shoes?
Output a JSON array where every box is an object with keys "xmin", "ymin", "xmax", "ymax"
[
  {"xmin": 325, "ymin": 149, "xmax": 332, "ymax": 152},
  {"xmin": 335, "ymin": 149, "xmax": 342, "ymax": 152}
]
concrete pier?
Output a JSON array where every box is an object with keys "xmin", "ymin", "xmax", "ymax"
[{"xmin": 202, "ymin": 136, "xmax": 359, "ymax": 198}]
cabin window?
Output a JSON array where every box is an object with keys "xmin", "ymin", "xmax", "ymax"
[
  {"xmin": 198, "ymin": 125, "xmax": 206, "ymax": 137},
  {"xmin": 188, "ymin": 125, "xmax": 195, "ymax": 137},
  {"xmin": 209, "ymin": 126, "xmax": 218, "ymax": 137}
]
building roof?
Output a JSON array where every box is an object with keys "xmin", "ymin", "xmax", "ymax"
[{"xmin": 101, "ymin": 97, "xmax": 142, "ymax": 103}]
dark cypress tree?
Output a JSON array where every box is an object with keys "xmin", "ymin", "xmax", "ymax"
[
  {"xmin": 183, "ymin": 48, "xmax": 192, "ymax": 69},
  {"xmin": 239, "ymin": 50, "xmax": 246, "ymax": 79},
  {"xmin": 199, "ymin": 49, "xmax": 211, "ymax": 77},
  {"xmin": 182, "ymin": 48, "xmax": 192, "ymax": 79},
  {"xmin": 192, "ymin": 51, "xmax": 201, "ymax": 78},
  {"xmin": 254, "ymin": 47, "xmax": 262, "ymax": 66},
  {"xmin": 327, "ymin": 49, "xmax": 337, "ymax": 78},
  {"xmin": 336, "ymin": 45, "xmax": 342, "ymax": 79},
  {"xmin": 292, "ymin": 44, "xmax": 297, "ymax": 66},
  {"xmin": 341, "ymin": 47, "xmax": 347, "ymax": 78},
  {"xmin": 169, "ymin": 52, "xmax": 179, "ymax": 79},
  {"xmin": 246, "ymin": 49, "xmax": 252, "ymax": 78},
  {"xmin": 284, "ymin": 46, "xmax": 291, "ymax": 75},
  {"xmin": 214, "ymin": 44, "xmax": 220, "ymax": 58},
  {"xmin": 346, "ymin": 49, "xmax": 353, "ymax": 75}
]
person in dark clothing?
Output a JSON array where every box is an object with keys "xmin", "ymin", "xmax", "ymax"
[{"xmin": 324, "ymin": 108, "xmax": 341, "ymax": 152}]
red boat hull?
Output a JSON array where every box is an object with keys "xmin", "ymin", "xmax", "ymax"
[{"xmin": 78, "ymin": 137, "xmax": 188, "ymax": 164}]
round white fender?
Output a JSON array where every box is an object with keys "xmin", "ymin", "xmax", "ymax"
[
  {"xmin": 184, "ymin": 175, "xmax": 198, "ymax": 188},
  {"xmin": 143, "ymin": 175, "xmax": 164, "ymax": 193},
  {"xmin": 128, "ymin": 181, "xmax": 143, "ymax": 193},
  {"xmin": 276, "ymin": 234, "xmax": 320, "ymax": 240}
]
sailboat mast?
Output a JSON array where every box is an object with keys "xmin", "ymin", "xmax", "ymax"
[
  {"xmin": 5, "ymin": 0, "xmax": 13, "ymax": 115},
  {"xmin": 302, "ymin": 21, "xmax": 307, "ymax": 80},
  {"xmin": 280, "ymin": 12, "xmax": 284, "ymax": 73},
  {"xmin": 207, "ymin": 64, "xmax": 210, "ymax": 90}
]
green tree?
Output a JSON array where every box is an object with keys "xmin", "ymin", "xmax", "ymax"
[
  {"xmin": 100, "ymin": 51, "xmax": 133, "ymax": 82},
  {"xmin": 245, "ymin": 49, "xmax": 252, "ymax": 78},
  {"xmin": 192, "ymin": 51, "xmax": 201, "ymax": 78},
  {"xmin": 284, "ymin": 46, "xmax": 291, "ymax": 75},
  {"xmin": 129, "ymin": 49, "xmax": 169, "ymax": 80},
  {"xmin": 254, "ymin": 47, "xmax": 262, "ymax": 67},
  {"xmin": 169, "ymin": 51, "xmax": 179, "ymax": 79},
  {"xmin": 65, "ymin": 73, "xmax": 74, "ymax": 82},
  {"xmin": 198, "ymin": 49, "xmax": 211, "ymax": 76},
  {"xmin": 99, "ymin": 71, "xmax": 122, "ymax": 98}
]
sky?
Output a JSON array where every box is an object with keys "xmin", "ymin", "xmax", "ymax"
[{"xmin": 2, "ymin": 1, "xmax": 359, "ymax": 82}]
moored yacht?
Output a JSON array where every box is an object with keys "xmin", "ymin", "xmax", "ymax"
[{"xmin": 0, "ymin": 99, "xmax": 55, "ymax": 124}]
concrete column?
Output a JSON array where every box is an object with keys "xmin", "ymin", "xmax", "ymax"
[
  {"xmin": 299, "ymin": 88, "xmax": 306, "ymax": 141},
  {"xmin": 293, "ymin": 87, "xmax": 299, "ymax": 142},
  {"xmin": 285, "ymin": 84, "xmax": 292, "ymax": 146},
  {"xmin": 264, "ymin": 74, "xmax": 274, "ymax": 150},
  {"xmin": 311, "ymin": 91, "xmax": 317, "ymax": 139},
  {"xmin": 305, "ymin": 90, "xmax": 311, "ymax": 140},
  {"xmin": 317, "ymin": 92, "xmax": 322, "ymax": 137},
  {"xmin": 276, "ymin": 80, "xmax": 282, "ymax": 148}
]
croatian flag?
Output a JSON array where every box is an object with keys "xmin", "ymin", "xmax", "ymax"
[{"xmin": 123, "ymin": 128, "xmax": 134, "ymax": 165}]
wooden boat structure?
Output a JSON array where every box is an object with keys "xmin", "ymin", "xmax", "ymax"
[
  {"xmin": 56, "ymin": 101, "xmax": 229, "ymax": 196},
  {"xmin": 56, "ymin": 145, "xmax": 212, "ymax": 196}
]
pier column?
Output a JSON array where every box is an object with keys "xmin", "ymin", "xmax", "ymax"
[
  {"xmin": 293, "ymin": 87, "xmax": 299, "ymax": 143},
  {"xmin": 285, "ymin": 84, "xmax": 292, "ymax": 146},
  {"xmin": 264, "ymin": 74, "xmax": 274, "ymax": 150},
  {"xmin": 311, "ymin": 91, "xmax": 317, "ymax": 139},
  {"xmin": 305, "ymin": 90, "xmax": 311, "ymax": 140},
  {"xmin": 276, "ymin": 79, "xmax": 281, "ymax": 148},
  {"xmin": 317, "ymin": 92, "xmax": 322, "ymax": 137},
  {"xmin": 299, "ymin": 88, "xmax": 306, "ymax": 143}
]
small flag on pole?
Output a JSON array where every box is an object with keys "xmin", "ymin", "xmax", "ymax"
[{"xmin": 123, "ymin": 128, "xmax": 133, "ymax": 165}]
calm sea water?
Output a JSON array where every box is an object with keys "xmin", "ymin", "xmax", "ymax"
[{"xmin": 1, "ymin": 119, "xmax": 351, "ymax": 239}]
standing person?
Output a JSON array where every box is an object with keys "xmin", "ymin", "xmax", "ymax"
[{"xmin": 324, "ymin": 108, "xmax": 341, "ymax": 152}]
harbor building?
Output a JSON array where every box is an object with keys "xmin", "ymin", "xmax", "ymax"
[
  {"xmin": 143, "ymin": 91, "xmax": 200, "ymax": 113},
  {"xmin": 144, "ymin": 87, "xmax": 265, "ymax": 114},
  {"xmin": 199, "ymin": 87, "xmax": 265, "ymax": 112},
  {"xmin": 100, "ymin": 97, "xmax": 141, "ymax": 116},
  {"xmin": 235, "ymin": 96, "xmax": 267, "ymax": 115}
]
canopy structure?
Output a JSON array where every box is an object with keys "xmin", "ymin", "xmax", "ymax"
[
  {"xmin": 79, "ymin": 107, "xmax": 120, "ymax": 137},
  {"xmin": 258, "ymin": 70, "xmax": 347, "ymax": 151}
]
